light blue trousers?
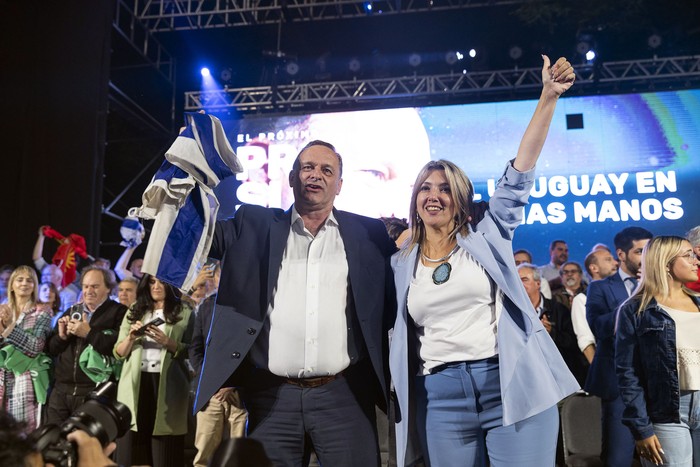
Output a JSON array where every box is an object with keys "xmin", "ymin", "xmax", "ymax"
[
  {"xmin": 642, "ymin": 390, "xmax": 700, "ymax": 467},
  {"xmin": 414, "ymin": 357, "xmax": 558, "ymax": 467}
]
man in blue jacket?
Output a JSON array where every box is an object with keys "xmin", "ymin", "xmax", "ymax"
[
  {"xmin": 193, "ymin": 140, "xmax": 396, "ymax": 467},
  {"xmin": 586, "ymin": 226, "xmax": 653, "ymax": 466}
]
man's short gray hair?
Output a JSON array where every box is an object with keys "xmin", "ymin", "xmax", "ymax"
[
  {"xmin": 120, "ymin": 276, "xmax": 139, "ymax": 287},
  {"xmin": 517, "ymin": 263, "xmax": 541, "ymax": 282}
]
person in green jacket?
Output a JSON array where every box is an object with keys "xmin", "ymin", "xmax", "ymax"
[
  {"xmin": 0, "ymin": 266, "xmax": 52, "ymax": 433},
  {"xmin": 113, "ymin": 274, "xmax": 194, "ymax": 467}
]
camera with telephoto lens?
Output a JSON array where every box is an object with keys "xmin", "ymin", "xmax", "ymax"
[{"xmin": 30, "ymin": 382, "xmax": 131, "ymax": 467}]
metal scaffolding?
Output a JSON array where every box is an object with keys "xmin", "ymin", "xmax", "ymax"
[
  {"xmin": 184, "ymin": 55, "xmax": 700, "ymax": 114},
  {"xmin": 104, "ymin": 0, "xmax": 178, "ymax": 226},
  {"xmin": 130, "ymin": 0, "xmax": 525, "ymax": 31},
  {"xmin": 113, "ymin": 0, "xmax": 175, "ymax": 82}
]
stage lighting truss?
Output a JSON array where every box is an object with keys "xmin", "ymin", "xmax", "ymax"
[
  {"xmin": 129, "ymin": 0, "xmax": 527, "ymax": 31},
  {"xmin": 114, "ymin": 0, "xmax": 174, "ymax": 82},
  {"xmin": 184, "ymin": 55, "xmax": 700, "ymax": 113}
]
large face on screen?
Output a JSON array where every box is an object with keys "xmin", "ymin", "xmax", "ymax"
[
  {"xmin": 315, "ymin": 109, "xmax": 431, "ymax": 219},
  {"xmin": 239, "ymin": 108, "xmax": 429, "ymax": 219}
]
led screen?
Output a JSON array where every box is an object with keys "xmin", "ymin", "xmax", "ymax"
[{"xmin": 216, "ymin": 89, "xmax": 700, "ymax": 265}]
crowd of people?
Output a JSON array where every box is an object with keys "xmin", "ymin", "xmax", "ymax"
[{"xmin": 2, "ymin": 54, "xmax": 700, "ymax": 467}]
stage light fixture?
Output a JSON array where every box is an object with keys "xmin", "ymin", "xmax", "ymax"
[
  {"xmin": 364, "ymin": 2, "xmax": 372, "ymax": 13},
  {"xmin": 576, "ymin": 33, "xmax": 596, "ymax": 61},
  {"xmin": 200, "ymin": 67, "xmax": 211, "ymax": 77},
  {"xmin": 576, "ymin": 41, "xmax": 590, "ymax": 56},
  {"xmin": 469, "ymin": 49, "xmax": 477, "ymax": 58},
  {"xmin": 220, "ymin": 68, "xmax": 232, "ymax": 82},
  {"xmin": 585, "ymin": 50, "xmax": 596, "ymax": 61},
  {"xmin": 647, "ymin": 34, "xmax": 662, "ymax": 49},
  {"xmin": 348, "ymin": 58, "xmax": 362, "ymax": 73},
  {"xmin": 285, "ymin": 61, "xmax": 299, "ymax": 76},
  {"xmin": 456, "ymin": 51, "xmax": 465, "ymax": 61},
  {"xmin": 509, "ymin": 46, "xmax": 523, "ymax": 60},
  {"xmin": 408, "ymin": 53, "xmax": 422, "ymax": 68},
  {"xmin": 445, "ymin": 51, "xmax": 459, "ymax": 65}
]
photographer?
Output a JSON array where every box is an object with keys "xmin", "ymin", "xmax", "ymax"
[
  {"xmin": 45, "ymin": 266, "xmax": 127, "ymax": 425},
  {"xmin": 0, "ymin": 410, "xmax": 116, "ymax": 467}
]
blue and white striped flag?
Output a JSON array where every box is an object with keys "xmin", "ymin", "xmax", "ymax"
[{"xmin": 129, "ymin": 113, "xmax": 242, "ymax": 290}]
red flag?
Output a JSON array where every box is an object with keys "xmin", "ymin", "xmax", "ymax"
[{"xmin": 42, "ymin": 226, "xmax": 88, "ymax": 287}]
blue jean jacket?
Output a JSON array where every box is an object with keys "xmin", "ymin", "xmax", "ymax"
[{"xmin": 615, "ymin": 296, "xmax": 700, "ymax": 440}]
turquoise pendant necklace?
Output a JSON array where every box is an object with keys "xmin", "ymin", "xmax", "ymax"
[{"xmin": 421, "ymin": 245, "xmax": 459, "ymax": 285}]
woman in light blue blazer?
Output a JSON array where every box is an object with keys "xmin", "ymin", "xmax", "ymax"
[{"xmin": 389, "ymin": 55, "xmax": 579, "ymax": 467}]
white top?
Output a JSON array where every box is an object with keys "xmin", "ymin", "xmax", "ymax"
[
  {"xmin": 539, "ymin": 262, "xmax": 560, "ymax": 282},
  {"xmin": 141, "ymin": 309, "xmax": 166, "ymax": 373},
  {"xmin": 571, "ymin": 293, "xmax": 596, "ymax": 352},
  {"xmin": 661, "ymin": 305, "xmax": 700, "ymax": 391},
  {"xmin": 408, "ymin": 248, "xmax": 498, "ymax": 375},
  {"xmin": 250, "ymin": 208, "xmax": 350, "ymax": 378}
]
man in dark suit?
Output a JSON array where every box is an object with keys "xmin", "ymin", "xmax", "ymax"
[
  {"xmin": 45, "ymin": 265, "xmax": 127, "ymax": 425},
  {"xmin": 586, "ymin": 226, "xmax": 652, "ymax": 466},
  {"xmin": 193, "ymin": 140, "xmax": 396, "ymax": 467}
]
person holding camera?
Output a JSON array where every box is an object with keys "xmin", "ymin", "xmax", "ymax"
[
  {"xmin": 1, "ymin": 410, "xmax": 119, "ymax": 467},
  {"xmin": 113, "ymin": 274, "xmax": 194, "ymax": 467},
  {"xmin": 0, "ymin": 266, "xmax": 53, "ymax": 432},
  {"xmin": 45, "ymin": 265, "xmax": 127, "ymax": 426}
]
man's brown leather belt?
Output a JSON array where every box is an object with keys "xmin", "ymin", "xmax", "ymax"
[{"xmin": 282, "ymin": 371, "xmax": 345, "ymax": 388}]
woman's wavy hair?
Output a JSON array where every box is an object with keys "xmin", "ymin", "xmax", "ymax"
[
  {"xmin": 128, "ymin": 274, "xmax": 183, "ymax": 324},
  {"xmin": 628, "ymin": 235, "xmax": 699, "ymax": 314},
  {"xmin": 405, "ymin": 159, "xmax": 474, "ymax": 253},
  {"xmin": 7, "ymin": 265, "xmax": 38, "ymax": 312}
]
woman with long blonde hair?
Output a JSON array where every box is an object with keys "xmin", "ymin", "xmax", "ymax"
[
  {"xmin": 389, "ymin": 56, "xmax": 579, "ymax": 466},
  {"xmin": 0, "ymin": 265, "xmax": 53, "ymax": 430},
  {"xmin": 616, "ymin": 235, "xmax": 700, "ymax": 466}
]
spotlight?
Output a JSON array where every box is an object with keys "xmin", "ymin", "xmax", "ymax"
[
  {"xmin": 200, "ymin": 67, "xmax": 211, "ymax": 77},
  {"xmin": 445, "ymin": 51, "xmax": 459, "ymax": 65},
  {"xmin": 456, "ymin": 51, "xmax": 464, "ymax": 61},
  {"xmin": 576, "ymin": 33, "xmax": 595, "ymax": 59},
  {"xmin": 585, "ymin": 50, "xmax": 596, "ymax": 61},
  {"xmin": 348, "ymin": 58, "xmax": 361, "ymax": 73},
  {"xmin": 576, "ymin": 42, "xmax": 590, "ymax": 55},
  {"xmin": 469, "ymin": 49, "xmax": 477, "ymax": 58},
  {"xmin": 509, "ymin": 46, "xmax": 523, "ymax": 60},
  {"xmin": 285, "ymin": 61, "xmax": 299, "ymax": 76},
  {"xmin": 408, "ymin": 53, "xmax": 422, "ymax": 68},
  {"xmin": 364, "ymin": 2, "xmax": 372, "ymax": 12},
  {"xmin": 647, "ymin": 34, "xmax": 662, "ymax": 49},
  {"xmin": 220, "ymin": 68, "xmax": 232, "ymax": 82}
]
